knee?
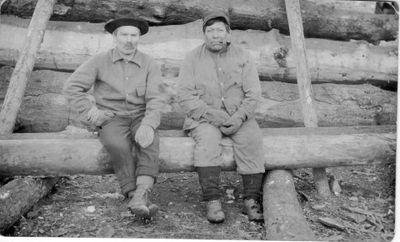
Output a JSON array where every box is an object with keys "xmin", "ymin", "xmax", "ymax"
[
  {"xmin": 192, "ymin": 123, "xmax": 222, "ymax": 143},
  {"xmin": 101, "ymin": 136, "xmax": 131, "ymax": 153}
]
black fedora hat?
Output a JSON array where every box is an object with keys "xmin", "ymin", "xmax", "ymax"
[{"xmin": 104, "ymin": 17, "xmax": 149, "ymax": 35}]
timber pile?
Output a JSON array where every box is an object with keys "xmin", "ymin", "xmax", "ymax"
[
  {"xmin": 0, "ymin": 16, "xmax": 397, "ymax": 132},
  {"xmin": 0, "ymin": 0, "xmax": 397, "ymax": 239},
  {"xmin": 0, "ymin": 0, "xmax": 397, "ymax": 43}
]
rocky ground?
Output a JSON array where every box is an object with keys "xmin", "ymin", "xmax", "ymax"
[{"xmin": 3, "ymin": 163, "xmax": 395, "ymax": 241}]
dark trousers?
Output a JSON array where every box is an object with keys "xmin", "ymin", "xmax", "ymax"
[{"xmin": 98, "ymin": 116, "xmax": 159, "ymax": 197}]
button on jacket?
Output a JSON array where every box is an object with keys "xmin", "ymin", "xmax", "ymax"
[
  {"xmin": 63, "ymin": 48, "xmax": 165, "ymax": 129},
  {"xmin": 178, "ymin": 43, "xmax": 261, "ymax": 130}
]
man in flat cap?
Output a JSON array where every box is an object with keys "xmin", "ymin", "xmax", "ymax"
[
  {"xmin": 178, "ymin": 10, "xmax": 265, "ymax": 223},
  {"xmin": 63, "ymin": 17, "xmax": 165, "ymax": 219}
]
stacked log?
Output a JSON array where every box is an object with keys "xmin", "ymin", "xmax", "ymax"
[
  {"xmin": 0, "ymin": 16, "xmax": 397, "ymax": 132},
  {"xmin": 0, "ymin": 2, "xmax": 397, "ymax": 238},
  {"xmin": 0, "ymin": 0, "xmax": 397, "ymax": 43}
]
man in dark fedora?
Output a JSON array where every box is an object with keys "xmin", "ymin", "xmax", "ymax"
[
  {"xmin": 178, "ymin": 10, "xmax": 265, "ymax": 223},
  {"xmin": 63, "ymin": 16, "xmax": 165, "ymax": 219}
]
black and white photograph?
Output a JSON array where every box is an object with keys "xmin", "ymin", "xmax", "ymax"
[{"xmin": 0, "ymin": 0, "xmax": 397, "ymax": 241}]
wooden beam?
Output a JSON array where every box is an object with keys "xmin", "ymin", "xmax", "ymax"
[
  {"xmin": 0, "ymin": 126, "xmax": 395, "ymax": 176},
  {"xmin": 285, "ymin": 0, "xmax": 331, "ymax": 199},
  {"xmin": 0, "ymin": 0, "xmax": 55, "ymax": 134}
]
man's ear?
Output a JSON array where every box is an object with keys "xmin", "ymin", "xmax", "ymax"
[{"xmin": 226, "ymin": 31, "xmax": 232, "ymax": 44}]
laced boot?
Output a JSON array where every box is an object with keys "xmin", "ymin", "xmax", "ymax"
[
  {"xmin": 206, "ymin": 199, "xmax": 225, "ymax": 223},
  {"xmin": 242, "ymin": 173, "xmax": 264, "ymax": 222},
  {"xmin": 243, "ymin": 198, "xmax": 264, "ymax": 222},
  {"xmin": 128, "ymin": 176, "xmax": 158, "ymax": 219}
]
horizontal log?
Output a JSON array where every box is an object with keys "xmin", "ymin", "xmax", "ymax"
[
  {"xmin": 0, "ymin": 66, "xmax": 396, "ymax": 132},
  {"xmin": 0, "ymin": 126, "xmax": 395, "ymax": 176},
  {"xmin": 0, "ymin": 16, "xmax": 397, "ymax": 88},
  {"xmin": 0, "ymin": 0, "xmax": 397, "ymax": 42}
]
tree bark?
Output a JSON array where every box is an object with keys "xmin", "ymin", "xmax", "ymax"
[
  {"xmin": 263, "ymin": 170, "xmax": 316, "ymax": 240},
  {"xmin": 0, "ymin": 16, "xmax": 397, "ymax": 89},
  {"xmin": 0, "ymin": 176, "xmax": 58, "ymax": 233},
  {"xmin": 0, "ymin": 126, "xmax": 395, "ymax": 176},
  {"xmin": 285, "ymin": 0, "xmax": 331, "ymax": 198},
  {"xmin": 0, "ymin": 0, "xmax": 397, "ymax": 43}
]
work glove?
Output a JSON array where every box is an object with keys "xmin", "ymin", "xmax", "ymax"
[
  {"xmin": 220, "ymin": 114, "xmax": 244, "ymax": 135},
  {"xmin": 87, "ymin": 106, "xmax": 115, "ymax": 126},
  {"xmin": 135, "ymin": 124, "xmax": 155, "ymax": 148},
  {"xmin": 203, "ymin": 109, "xmax": 230, "ymax": 127}
]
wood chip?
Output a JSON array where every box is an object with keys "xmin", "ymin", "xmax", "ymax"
[{"xmin": 318, "ymin": 217, "xmax": 346, "ymax": 231}]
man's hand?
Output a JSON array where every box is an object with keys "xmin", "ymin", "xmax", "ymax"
[
  {"xmin": 220, "ymin": 115, "xmax": 243, "ymax": 135},
  {"xmin": 87, "ymin": 106, "xmax": 114, "ymax": 126},
  {"xmin": 203, "ymin": 109, "xmax": 230, "ymax": 127},
  {"xmin": 135, "ymin": 124, "xmax": 155, "ymax": 148}
]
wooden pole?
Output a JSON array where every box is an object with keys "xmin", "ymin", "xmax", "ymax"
[
  {"xmin": 285, "ymin": 0, "xmax": 331, "ymax": 199},
  {"xmin": 0, "ymin": 0, "xmax": 57, "ymax": 234},
  {"xmin": 0, "ymin": 0, "xmax": 56, "ymax": 134}
]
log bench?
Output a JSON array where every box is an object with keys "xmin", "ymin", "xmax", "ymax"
[{"xmin": 0, "ymin": 126, "xmax": 395, "ymax": 177}]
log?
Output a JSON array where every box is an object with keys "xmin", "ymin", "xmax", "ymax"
[
  {"xmin": 0, "ymin": 177, "xmax": 58, "ymax": 233},
  {"xmin": 263, "ymin": 170, "xmax": 316, "ymax": 240},
  {"xmin": 0, "ymin": 126, "xmax": 395, "ymax": 176},
  {"xmin": 0, "ymin": 16, "xmax": 397, "ymax": 89},
  {"xmin": 1, "ymin": 66, "xmax": 396, "ymax": 132},
  {"xmin": 0, "ymin": 0, "xmax": 397, "ymax": 43},
  {"xmin": 285, "ymin": 0, "xmax": 330, "ymax": 198}
]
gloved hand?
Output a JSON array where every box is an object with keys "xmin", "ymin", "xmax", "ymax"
[
  {"xmin": 220, "ymin": 114, "xmax": 243, "ymax": 135},
  {"xmin": 87, "ymin": 106, "xmax": 115, "ymax": 126},
  {"xmin": 135, "ymin": 124, "xmax": 155, "ymax": 148},
  {"xmin": 203, "ymin": 109, "xmax": 230, "ymax": 127}
]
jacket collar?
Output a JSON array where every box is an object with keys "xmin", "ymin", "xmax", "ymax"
[{"xmin": 110, "ymin": 48, "xmax": 143, "ymax": 67}]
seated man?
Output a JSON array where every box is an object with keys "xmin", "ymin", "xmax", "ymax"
[
  {"xmin": 177, "ymin": 10, "xmax": 265, "ymax": 223},
  {"xmin": 63, "ymin": 17, "xmax": 165, "ymax": 219}
]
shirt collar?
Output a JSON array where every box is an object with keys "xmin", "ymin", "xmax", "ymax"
[{"xmin": 110, "ymin": 48, "xmax": 143, "ymax": 67}]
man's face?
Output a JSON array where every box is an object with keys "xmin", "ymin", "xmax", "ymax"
[
  {"xmin": 204, "ymin": 21, "xmax": 230, "ymax": 52},
  {"xmin": 114, "ymin": 25, "xmax": 140, "ymax": 55}
]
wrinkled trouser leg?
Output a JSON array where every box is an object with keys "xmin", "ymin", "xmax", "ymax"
[
  {"xmin": 230, "ymin": 118, "xmax": 265, "ymax": 175},
  {"xmin": 189, "ymin": 123, "xmax": 223, "ymax": 201},
  {"xmin": 130, "ymin": 121, "xmax": 160, "ymax": 180},
  {"xmin": 99, "ymin": 116, "xmax": 159, "ymax": 197},
  {"xmin": 230, "ymin": 118, "xmax": 265, "ymax": 200}
]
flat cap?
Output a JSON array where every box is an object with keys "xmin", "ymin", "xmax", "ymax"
[
  {"xmin": 104, "ymin": 17, "xmax": 149, "ymax": 35},
  {"xmin": 202, "ymin": 10, "xmax": 230, "ymax": 29}
]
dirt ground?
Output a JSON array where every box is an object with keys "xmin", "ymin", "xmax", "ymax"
[{"xmin": 4, "ymin": 163, "xmax": 395, "ymax": 241}]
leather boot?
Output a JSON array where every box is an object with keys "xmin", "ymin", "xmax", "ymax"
[
  {"xmin": 243, "ymin": 198, "xmax": 263, "ymax": 222},
  {"xmin": 128, "ymin": 176, "xmax": 158, "ymax": 219},
  {"xmin": 197, "ymin": 166, "xmax": 225, "ymax": 223},
  {"xmin": 242, "ymin": 173, "xmax": 264, "ymax": 222},
  {"xmin": 206, "ymin": 199, "xmax": 225, "ymax": 223}
]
